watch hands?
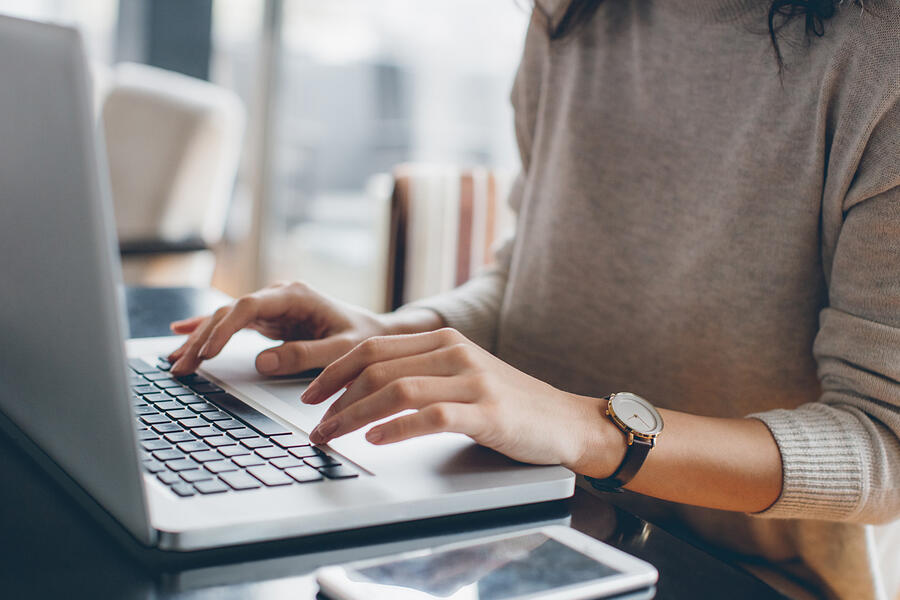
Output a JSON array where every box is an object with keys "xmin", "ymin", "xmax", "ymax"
[{"xmin": 632, "ymin": 413, "xmax": 651, "ymax": 429}]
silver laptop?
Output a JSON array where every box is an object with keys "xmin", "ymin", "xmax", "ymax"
[{"xmin": 0, "ymin": 15, "xmax": 574, "ymax": 552}]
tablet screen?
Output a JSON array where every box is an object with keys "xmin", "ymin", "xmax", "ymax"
[{"xmin": 351, "ymin": 532, "xmax": 620, "ymax": 599}]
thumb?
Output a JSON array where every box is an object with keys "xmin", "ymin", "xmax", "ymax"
[{"xmin": 255, "ymin": 337, "xmax": 353, "ymax": 376}]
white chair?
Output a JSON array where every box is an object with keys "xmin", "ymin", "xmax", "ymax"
[{"xmin": 99, "ymin": 62, "xmax": 245, "ymax": 286}]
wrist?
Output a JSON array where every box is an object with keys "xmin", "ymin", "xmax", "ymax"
[
  {"xmin": 377, "ymin": 307, "xmax": 445, "ymax": 336},
  {"xmin": 566, "ymin": 395, "xmax": 628, "ymax": 478}
]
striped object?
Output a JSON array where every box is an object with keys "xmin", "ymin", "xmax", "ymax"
[{"xmin": 385, "ymin": 164, "xmax": 514, "ymax": 310}]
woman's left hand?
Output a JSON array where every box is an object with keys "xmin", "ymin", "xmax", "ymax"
[{"xmin": 301, "ymin": 328, "xmax": 621, "ymax": 475}]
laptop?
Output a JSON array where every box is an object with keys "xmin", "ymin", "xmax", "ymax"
[{"xmin": 0, "ymin": 15, "xmax": 574, "ymax": 553}]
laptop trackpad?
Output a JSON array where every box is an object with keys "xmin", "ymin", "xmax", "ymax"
[{"xmin": 200, "ymin": 332, "xmax": 521, "ymax": 479}]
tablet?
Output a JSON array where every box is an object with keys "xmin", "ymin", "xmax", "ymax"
[{"xmin": 316, "ymin": 525, "xmax": 658, "ymax": 600}]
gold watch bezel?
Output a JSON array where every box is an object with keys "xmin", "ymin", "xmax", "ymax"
[{"xmin": 605, "ymin": 392, "xmax": 663, "ymax": 447}]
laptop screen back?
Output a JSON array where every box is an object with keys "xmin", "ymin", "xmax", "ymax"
[{"xmin": 0, "ymin": 15, "xmax": 152, "ymax": 544}]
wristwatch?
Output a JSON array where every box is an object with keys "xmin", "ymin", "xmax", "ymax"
[{"xmin": 585, "ymin": 392, "xmax": 663, "ymax": 493}]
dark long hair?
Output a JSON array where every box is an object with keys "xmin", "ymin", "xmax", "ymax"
[{"xmin": 545, "ymin": 0, "xmax": 863, "ymax": 70}]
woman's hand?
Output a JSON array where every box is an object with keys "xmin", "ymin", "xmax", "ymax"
[
  {"xmin": 167, "ymin": 281, "xmax": 441, "ymax": 377},
  {"xmin": 301, "ymin": 328, "xmax": 623, "ymax": 475}
]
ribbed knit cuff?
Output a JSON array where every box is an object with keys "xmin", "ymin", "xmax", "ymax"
[
  {"xmin": 748, "ymin": 404, "xmax": 870, "ymax": 521},
  {"xmin": 400, "ymin": 273, "xmax": 505, "ymax": 352}
]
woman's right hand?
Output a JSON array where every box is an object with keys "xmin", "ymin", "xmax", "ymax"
[{"xmin": 166, "ymin": 281, "xmax": 441, "ymax": 377}]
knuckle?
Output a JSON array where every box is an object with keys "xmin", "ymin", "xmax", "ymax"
[
  {"xmin": 357, "ymin": 336, "xmax": 384, "ymax": 361},
  {"xmin": 359, "ymin": 363, "xmax": 387, "ymax": 389},
  {"xmin": 446, "ymin": 342, "xmax": 474, "ymax": 366},
  {"xmin": 284, "ymin": 342, "xmax": 308, "ymax": 366},
  {"xmin": 233, "ymin": 296, "xmax": 256, "ymax": 313},
  {"xmin": 434, "ymin": 327, "xmax": 460, "ymax": 345},
  {"xmin": 425, "ymin": 404, "xmax": 452, "ymax": 429},
  {"xmin": 287, "ymin": 280, "xmax": 309, "ymax": 294},
  {"xmin": 391, "ymin": 378, "xmax": 417, "ymax": 406}
]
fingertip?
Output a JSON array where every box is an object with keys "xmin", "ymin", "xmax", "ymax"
[
  {"xmin": 256, "ymin": 351, "xmax": 280, "ymax": 374},
  {"xmin": 301, "ymin": 382, "xmax": 320, "ymax": 404}
]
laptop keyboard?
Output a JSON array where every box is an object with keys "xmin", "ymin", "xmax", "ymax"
[{"xmin": 129, "ymin": 357, "xmax": 358, "ymax": 498}]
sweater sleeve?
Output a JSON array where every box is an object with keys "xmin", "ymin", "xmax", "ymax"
[
  {"xmin": 749, "ymin": 95, "xmax": 900, "ymax": 523},
  {"xmin": 401, "ymin": 172, "xmax": 524, "ymax": 352}
]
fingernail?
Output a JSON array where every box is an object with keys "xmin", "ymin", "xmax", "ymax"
[
  {"xmin": 257, "ymin": 353, "xmax": 279, "ymax": 373},
  {"xmin": 301, "ymin": 382, "xmax": 319, "ymax": 403},
  {"xmin": 366, "ymin": 429, "xmax": 383, "ymax": 443}
]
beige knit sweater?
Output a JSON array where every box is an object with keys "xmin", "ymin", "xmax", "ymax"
[{"xmin": 413, "ymin": 1, "xmax": 900, "ymax": 598}]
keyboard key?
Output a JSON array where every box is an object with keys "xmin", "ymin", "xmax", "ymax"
[
  {"xmin": 141, "ymin": 440, "xmax": 172, "ymax": 452},
  {"xmin": 190, "ymin": 383, "xmax": 224, "ymax": 395},
  {"xmin": 144, "ymin": 393, "xmax": 171, "ymax": 403},
  {"xmin": 180, "ymin": 469, "xmax": 213, "ymax": 483},
  {"xmin": 205, "ymin": 392, "xmax": 292, "ymax": 436},
  {"xmin": 289, "ymin": 446, "xmax": 322, "ymax": 459},
  {"xmin": 219, "ymin": 445, "xmax": 250, "ymax": 457},
  {"xmin": 270, "ymin": 456, "xmax": 304, "ymax": 469},
  {"xmin": 170, "ymin": 483, "xmax": 195, "ymax": 497},
  {"xmin": 129, "ymin": 374, "xmax": 147, "ymax": 385},
  {"xmin": 175, "ymin": 373, "xmax": 208, "ymax": 384},
  {"xmin": 164, "ymin": 431, "xmax": 195, "ymax": 443},
  {"xmin": 143, "ymin": 459, "xmax": 165, "ymax": 473},
  {"xmin": 144, "ymin": 371, "xmax": 170, "ymax": 381},
  {"xmin": 167, "ymin": 458, "xmax": 200, "ymax": 472},
  {"xmin": 247, "ymin": 466, "xmax": 293, "ymax": 486},
  {"xmin": 304, "ymin": 455, "xmax": 340, "ymax": 469},
  {"xmin": 256, "ymin": 447, "xmax": 288, "ymax": 459},
  {"xmin": 233, "ymin": 454, "xmax": 265, "ymax": 468},
  {"xmin": 284, "ymin": 466, "xmax": 324, "ymax": 483},
  {"xmin": 318, "ymin": 465, "xmax": 359, "ymax": 479},
  {"xmin": 241, "ymin": 437, "xmax": 272, "ymax": 450},
  {"xmin": 272, "ymin": 433, "xmax": 311, "ymax": 448},
  {"xmin": 157, "ymin": 472, "xmax": 181, "ymax": 485},
  {"xmin": 228, "ymin": 428, "xmax": 259, "ymax": 440},
  {"xmin": 156, "ymin": 357, "xmax": 172, "ymax": 371},
  {"xmin": 154, "ymin": 379, "xmax": 181, "ymax": 389},
  {"xmin": 192, "ymin": 450, "xmax": 224, "ymax": 463},
  {"xmin": 214, "ymin": 419, "xmax": 244, "ymax": 431},
  {"xmin": 205, "ymin": 436, "xmax": 236, "ymax": 448},
  {"xmin": 179, "ymin": 417, "xmax": 209, "ymax": 429},
  {"xmin": 152, "ymin": 423, "xmax": 183, "ymax": 434},
  {"xmin": 134, "ymin": 405, "xmax": 158, "ymax": 416},
  {"xmin": 177, "ymin": 441, "xmax": 208, "ymax": 453},
  {"xmin": 166, "ymin": 409, "xmax": 195, "ymax": 420},
  {"xmin": 205, "ymin": 460, "xmax": 239, "ymax": 474},
  {"xmin": 129, "ymin": 358, "xmax": 156, "ymax": 373},
  {"xmin": 189, "ymin": 401, "xmax": 217, "ymax": 413},
  {"xmin": 192, "ymin": 426, "xmax": 220, "ymax": 438},
  {"xmin": 194, "ymin": 479, "xmax": 228, "ymax": 494},
  {"xmin": 166, "ymin": 386, "xmax": 194, "ymax": 397},
  {"xmin": 201, "ymin": 410, "xmax": 230, "ymax": 421},
  {"xmin": 137, "ymin": 430, "xmax": 159, "ymax": 441},
  {"xmin": 220, "ymin": 471, "xmax": 261, "ymax": 490},
  {"xmin": 179, "ymin": 394, "xmax": 207, "ymax": 405},
  {"xmin": 153, "ymin": 449, "xmax": 186, "ymax": 461},
  {"xmin": 141, "ymin": 414, "xmax": 171, "ymax": 425},
  {"xmin": 132, "ymin": 385, "xmax": 158, "ymax": 395},
  {"xmin": 155, "ymin": 401, "xmax": 183, "ymax": 412}
]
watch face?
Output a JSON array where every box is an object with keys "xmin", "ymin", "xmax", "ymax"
[{"xmin": 609, "ymin": 392, "xmax": 663, "ymax": 436}]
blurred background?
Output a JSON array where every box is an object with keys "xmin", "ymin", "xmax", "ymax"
[{"xmin": 2, "ymin": 0, "xmax": 527, "ymax": 311}]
